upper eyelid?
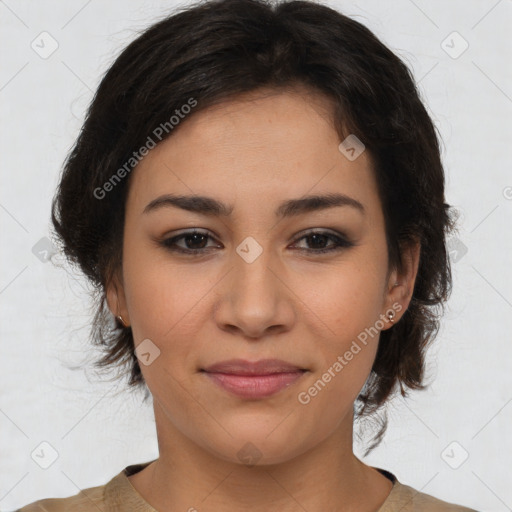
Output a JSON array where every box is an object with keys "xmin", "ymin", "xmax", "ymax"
[{"xmin": 167, "ymin": 227, "xmax": 347, "ymax": 239}]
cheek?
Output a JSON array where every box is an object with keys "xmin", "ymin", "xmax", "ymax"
[
  {"xmin": 121, "ymin": 238, "xmax": 218, "ymax": 364},
  {"xmin": 123, "ymin": 233, "xmax": 187, "ymax": 329},
  {"xmin": 294, "ymin": 255, "xmax": 386, "ymax": 343},
  {"xmin": 290, "ymin": 258, "xmax": 386, "ymax": 405}
]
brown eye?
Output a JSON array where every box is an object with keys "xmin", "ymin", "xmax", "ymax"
[
  {"xmin": 161, "ymin": 230, "xmax": 219, "ymax": 254},
  {"xmin": 291, "ymin": 230, "xmax": 354, "ymax": 254}
]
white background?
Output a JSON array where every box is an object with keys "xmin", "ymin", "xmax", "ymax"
[{"xmin": 1, "ymin": 1, "xmax": 511, "ymax": 510}]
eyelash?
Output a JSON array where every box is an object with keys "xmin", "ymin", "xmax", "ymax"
[{"xmin": 159, "ymin": 229, "xmax": 354, "ymax": 256}]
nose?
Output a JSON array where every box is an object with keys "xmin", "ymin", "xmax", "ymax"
[{"xmin": 212, "ymin": 243, "xmax": 295, "ymax": 340}]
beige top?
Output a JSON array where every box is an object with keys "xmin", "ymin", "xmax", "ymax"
[{"xmin": 16, "ymin": 460, "xmax": 478, "ymax": 511}]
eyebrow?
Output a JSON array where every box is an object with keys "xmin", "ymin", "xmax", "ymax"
[{"xmin": 143, "ymin": 192, "xmax": 365, "ymax": 218}]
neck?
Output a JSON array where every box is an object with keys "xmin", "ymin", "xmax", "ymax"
[{"xmin": 128, "ymin": 401, "xmax": 393, "ymax": 511}]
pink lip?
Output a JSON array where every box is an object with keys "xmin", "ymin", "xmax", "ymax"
[
  {"xmin": 201, "ymin": 359, "xmax": 308, "ymax": 399},
  {"xmin": 203, "ymin": 371, "xmax": 306, "ymax": 399}
]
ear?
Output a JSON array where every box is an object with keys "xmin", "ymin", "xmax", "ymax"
[
  {"xmin": 106, "ymin": 269, "xmax": 130, "ymax": 327},
  {"xmin": 381, "ymin": 238, "xmax": 421, "ymax": 329}
]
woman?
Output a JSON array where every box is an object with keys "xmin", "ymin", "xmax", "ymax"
[{"xmin": 17, "ymin": 0, "xmax": 478, "ymax": 510}]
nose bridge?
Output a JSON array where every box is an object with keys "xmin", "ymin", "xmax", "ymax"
[{"xmin": 232, "ymin": 234, "xmax": 278, "ymax": 302}]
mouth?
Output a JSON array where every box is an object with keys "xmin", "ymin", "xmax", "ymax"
[
  {"xmin": 200, "ymin": 359, "xmax": 308, "ymax": 399},
  {"xmin": 201, "ymin": 358, "xmax": 308, "ymax": 375}
]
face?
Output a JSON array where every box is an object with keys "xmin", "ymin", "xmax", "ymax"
[{"xmin": 108, "ymin": 87, "xmax": 417, "ymax": 465}]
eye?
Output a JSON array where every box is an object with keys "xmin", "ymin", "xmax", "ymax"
[
  {"xmin": 291, "ymin": 230, "xmax": 354, "ymax": 254},
  {"xmin": 158, "ymin": 229, "xmax": 354, "ymax": 256},
  {"xmin": 160, "ymin": 230, "xmax": 220, "ymax": 255}
]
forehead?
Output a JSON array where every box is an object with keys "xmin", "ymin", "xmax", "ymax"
[{"xmin": 126, "ymin": 88, "xmax": 381, "ymax": 221}]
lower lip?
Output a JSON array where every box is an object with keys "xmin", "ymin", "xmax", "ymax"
[{"xmin": 203, "ymin": 371, "xmax": 306, "ymax": 399}]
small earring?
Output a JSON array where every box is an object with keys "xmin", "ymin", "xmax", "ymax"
[
  {"xmin": 387, "ymin": 310, "xmax": 396, "ymax": 323},
  {"xmin": 116, "ymin": 315, "xmax": 127, "ymax": 328}
]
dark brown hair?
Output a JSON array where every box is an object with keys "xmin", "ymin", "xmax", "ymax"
[{"xmin": 51, "ymin": 0, "xmax": 456, "ymax": 454}]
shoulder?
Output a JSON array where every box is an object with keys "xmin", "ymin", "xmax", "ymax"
[
  {"xmin": 14, "ymin": 483, "xmax": 106, "ymax": 512},
  {"xmin": 13, "ymin": 460, "xmax": 155, "ymax": 512},
  {"xmin": 16, "ymin": 463, "xmax": 480, "ymax": 512},
  {"xmin": 381, "ymin": 480, "xmax": 479, "ymax": 512}
]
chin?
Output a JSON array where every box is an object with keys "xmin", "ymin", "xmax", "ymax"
[{"xmin": 197, "ymin": 428, "xmax": 312, "ymax": 467}]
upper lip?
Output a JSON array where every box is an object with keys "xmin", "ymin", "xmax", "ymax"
[{"xmin": 202, "ymin": 358, "xmax": 306, "ymax": 375}]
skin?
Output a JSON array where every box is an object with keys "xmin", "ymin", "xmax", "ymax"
[{"xmin": 107, "ymin": 86, "xmax": 420, "ymax": 511}]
